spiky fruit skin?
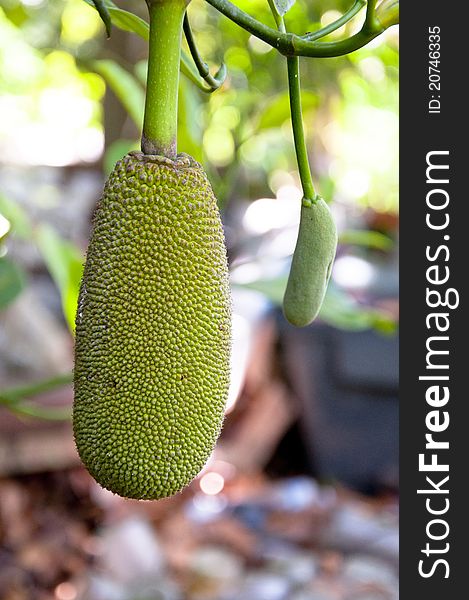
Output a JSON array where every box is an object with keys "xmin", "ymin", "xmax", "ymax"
[{"xmin": 73, "ymin": 152, "xmax": 231, "ymax": 500}]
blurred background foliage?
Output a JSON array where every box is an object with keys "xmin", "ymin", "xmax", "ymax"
[{"xmin": 0, "ymin": 0, "xmax": 398, "ymax": 355}]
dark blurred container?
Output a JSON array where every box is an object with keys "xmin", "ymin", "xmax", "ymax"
[{"xmin": 278, "ymin": 319, "xmax": 398, "ymax": 493}]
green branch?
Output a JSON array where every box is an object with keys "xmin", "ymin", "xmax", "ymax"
[
  {"xmin": 183, "ymin": 14, "xmax": 226, "ymax": 91},
  {"xmin": 291, "ymin": 28, "xmax": 382, "ymax": 57},
  {"xmin": 303, "ymin": 0, "xmax": 366, "ymax": 41},
  {"xmin": 205, "ymin": 0, "xmax": 393, "ymax": 57},
  {"xmin": 365, "ymin": 0, "xmax": 379, "ymax": 31}
]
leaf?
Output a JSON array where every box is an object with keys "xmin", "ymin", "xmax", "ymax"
[
  {"xmin": 233, "ymin": 274, "xmax": 287, "ymax": 306},
  {"xmin": 318, "ymin": 286, "xmax": 396, "ymax": 332},
  {"xmin": 0, "ymin": 194, "xmax": 33, "ymax": 240},
  {"xmin": 271, "ymin": 0, "xmax": 296, "ymax": 17},
  {"xmin": 103, "ymin": 139, "xmax": 140, "ymax": 176},
  {"xmin": 234, "ymin": 276, "xmax": 396, "ymax": 333},
  {"xmin": 178, "ymin": 78, "xmax": 203, "ymax": 161},
  {"xmin": 134, "ymin": 59, "xmax": 148, "ymax": 86},
  {"xmin": 107, "ymin": 4, "xmax": 149, "ymax": 40},
  {"xmin": 83, "ymin": 0, "xmax": 147, "ymax": 39},
  {"xmin": 92, "ymin": 59, "xmax": 145, "ymax": 129},
  {"xmin": 339, "ymin": 229, "xmax": 393, "ymax": 251},
  {"xmin": 0, "ymin": 256, "xmax": 26, "ymax": 309},
  {"xmin": 35, "ymin": 225, "xmax": 84, "ymax": 334},
  {"xmin": 256, "ymin": 90, "xmax": 317, "ymax": 131}
]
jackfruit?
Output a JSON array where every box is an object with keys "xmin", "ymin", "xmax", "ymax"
[
  {"xmin": 283, "ymin": 198, "xmax": 337, "ymax": 327},
  {"xmin": 73, "ymin": 152, "xmax": 231, "ymax": 500}
]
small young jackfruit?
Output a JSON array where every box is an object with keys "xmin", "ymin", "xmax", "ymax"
[
  {"xmin": 283, "ymin": 198, "xmax": 337, "ymax": 327},
  {"xmin": 73, "ymin": 152, "xmax": 231, "ymax": 500}
]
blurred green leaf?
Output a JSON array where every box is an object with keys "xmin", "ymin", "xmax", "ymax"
[
  {"xmin": 234, "ymin": 275, "xmax": 396, "ymax": 332},
  {"xmin": 0, "ymin": 194, "xmax": 33, "ymax": 240},
  {"xmin": 35, "ymin": 225, "xmax": 84, "ymax": 334},
  {"xmin": 106, "ymin": 3, "xmax": 148, "ymax": 39},
  {"xmin": 103, "ymin": 139, "xmax": 139, "ymax": 175},
  {"xmin": 233, "ymin": 274, "xmax": 287, "ymax": 305},
  {"xmin": 0, "ymin": 256, "xmax": 26, "ymax": 309},
  {"xmin": 134, "ymin": 59, "xmax": 148, "ymax": 86},
  {"xmin": 339, "ymin": 229, "xmax": 394, "ymax": 251},
  {"xmin": 319, "ymin": 285, "xmax": 397, "ymax": 332},
  {"xmin": 256, "ymin": 90, "xmax": 317, "ymax": 131},
  {"xmin": 92, "ymin": 59, "xmax": 145, "ymax": 129},
  {"xmin": 83, "ymin": 0, "xmax": 147, "ymax": 39},
  {"xmin": 178, "ymin": 78, "xmax": 203, "ymax": 161}
]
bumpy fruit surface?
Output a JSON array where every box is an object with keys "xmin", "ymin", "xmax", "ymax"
[
  {"xmin": 283, "ymin": 198, "xmax": 337, "ymax": 327},
  {"xmin": 73, "ymin": 152, "xmax": 231, "ymax": 500}
]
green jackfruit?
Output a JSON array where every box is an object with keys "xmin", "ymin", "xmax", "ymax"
[
  {"xmin": 283, "ymin": 198, "xmax": 337, "ymax": 327},
  {"xmin": 73, "ymin": 152, "xmax": 231, "ymax": 500}
]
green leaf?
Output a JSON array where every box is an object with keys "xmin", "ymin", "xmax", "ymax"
[
  {"xmin": 178, "ymin": 78, "xmax": 203, "ymax": 161},
  {"xmin": 233, "ymin": 274, "xmax": 287, "ymax": 306},
  {"xmin": 271, "ymin": 0, "xmax": 296, "ymax": 17},
  {"xmin": 318, "ymin": 286, "xmax": 396, "ymax": 332},
  {"xmin": 35, "ymin": 225, "xmax": 84, "ymax": 334},
  {"xmin": 103, "ymin": 139, "xmax": 139, "ymax": 176},
  {"xmin": 83, "ymin": 0, "xmax": 146, "ymax": 39},
  {"xmin": 0, "ymin": 194, "xmax": 33, "ymax": 240},
  {"xmin": 339, "ymin": 229, "xmax": 394, "ymax": 251},
  {"xmin": 256, "ymin": 90, "xmax": 317, "ymax": 131},
  {"xmin": 134, "ymin": 59, "xmax": 148, "ymax": 86},
  {"xmin": 234, "ymin": 276, "xmax": 396, "ymax": 333},
  {"xmin": 0, "ymin": 256, "xmax": 26, "ymax": 309},
  {"xmin": 92, "ymin": 59, "xmax": 145, "ymax": 129},
  {"xmin": 107, "ymin": 4, "xmax": 149, "ymax": 40}
]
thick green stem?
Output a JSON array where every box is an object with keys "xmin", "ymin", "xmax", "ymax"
[
  {"xmin": 142, "ymin": 0, "xmax": 189, "ymax": 157},
  {"xmin": 287, "ymin": 56, "xmax": 316, "ymax": 203}
]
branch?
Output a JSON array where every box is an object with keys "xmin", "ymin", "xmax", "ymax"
[
  {"xmin": 365, "ymin": 0, "xmax": 379, "ymax": 32},
  {"xmin": 183, "ymin": 14, "xmax": 226, "ymax": 92},
  {"xmin": 302, "ymin": 0, "xmax": 366, "ymax": 41},
  {"xmin": 204, "ymin": 0, "xmax": 391, "ymax": 57}
]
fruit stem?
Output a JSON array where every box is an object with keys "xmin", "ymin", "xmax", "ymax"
[
  {"xmin": 265, "ymin": 3, "xmax": 316, "ymax": 203},
  {"xmin": 142, "ymin": 0, "xmax": 190, "ymax": 158},
  {"xmin": 287, "ymin": 57, "xmax": 316, "ymax": 203}
]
